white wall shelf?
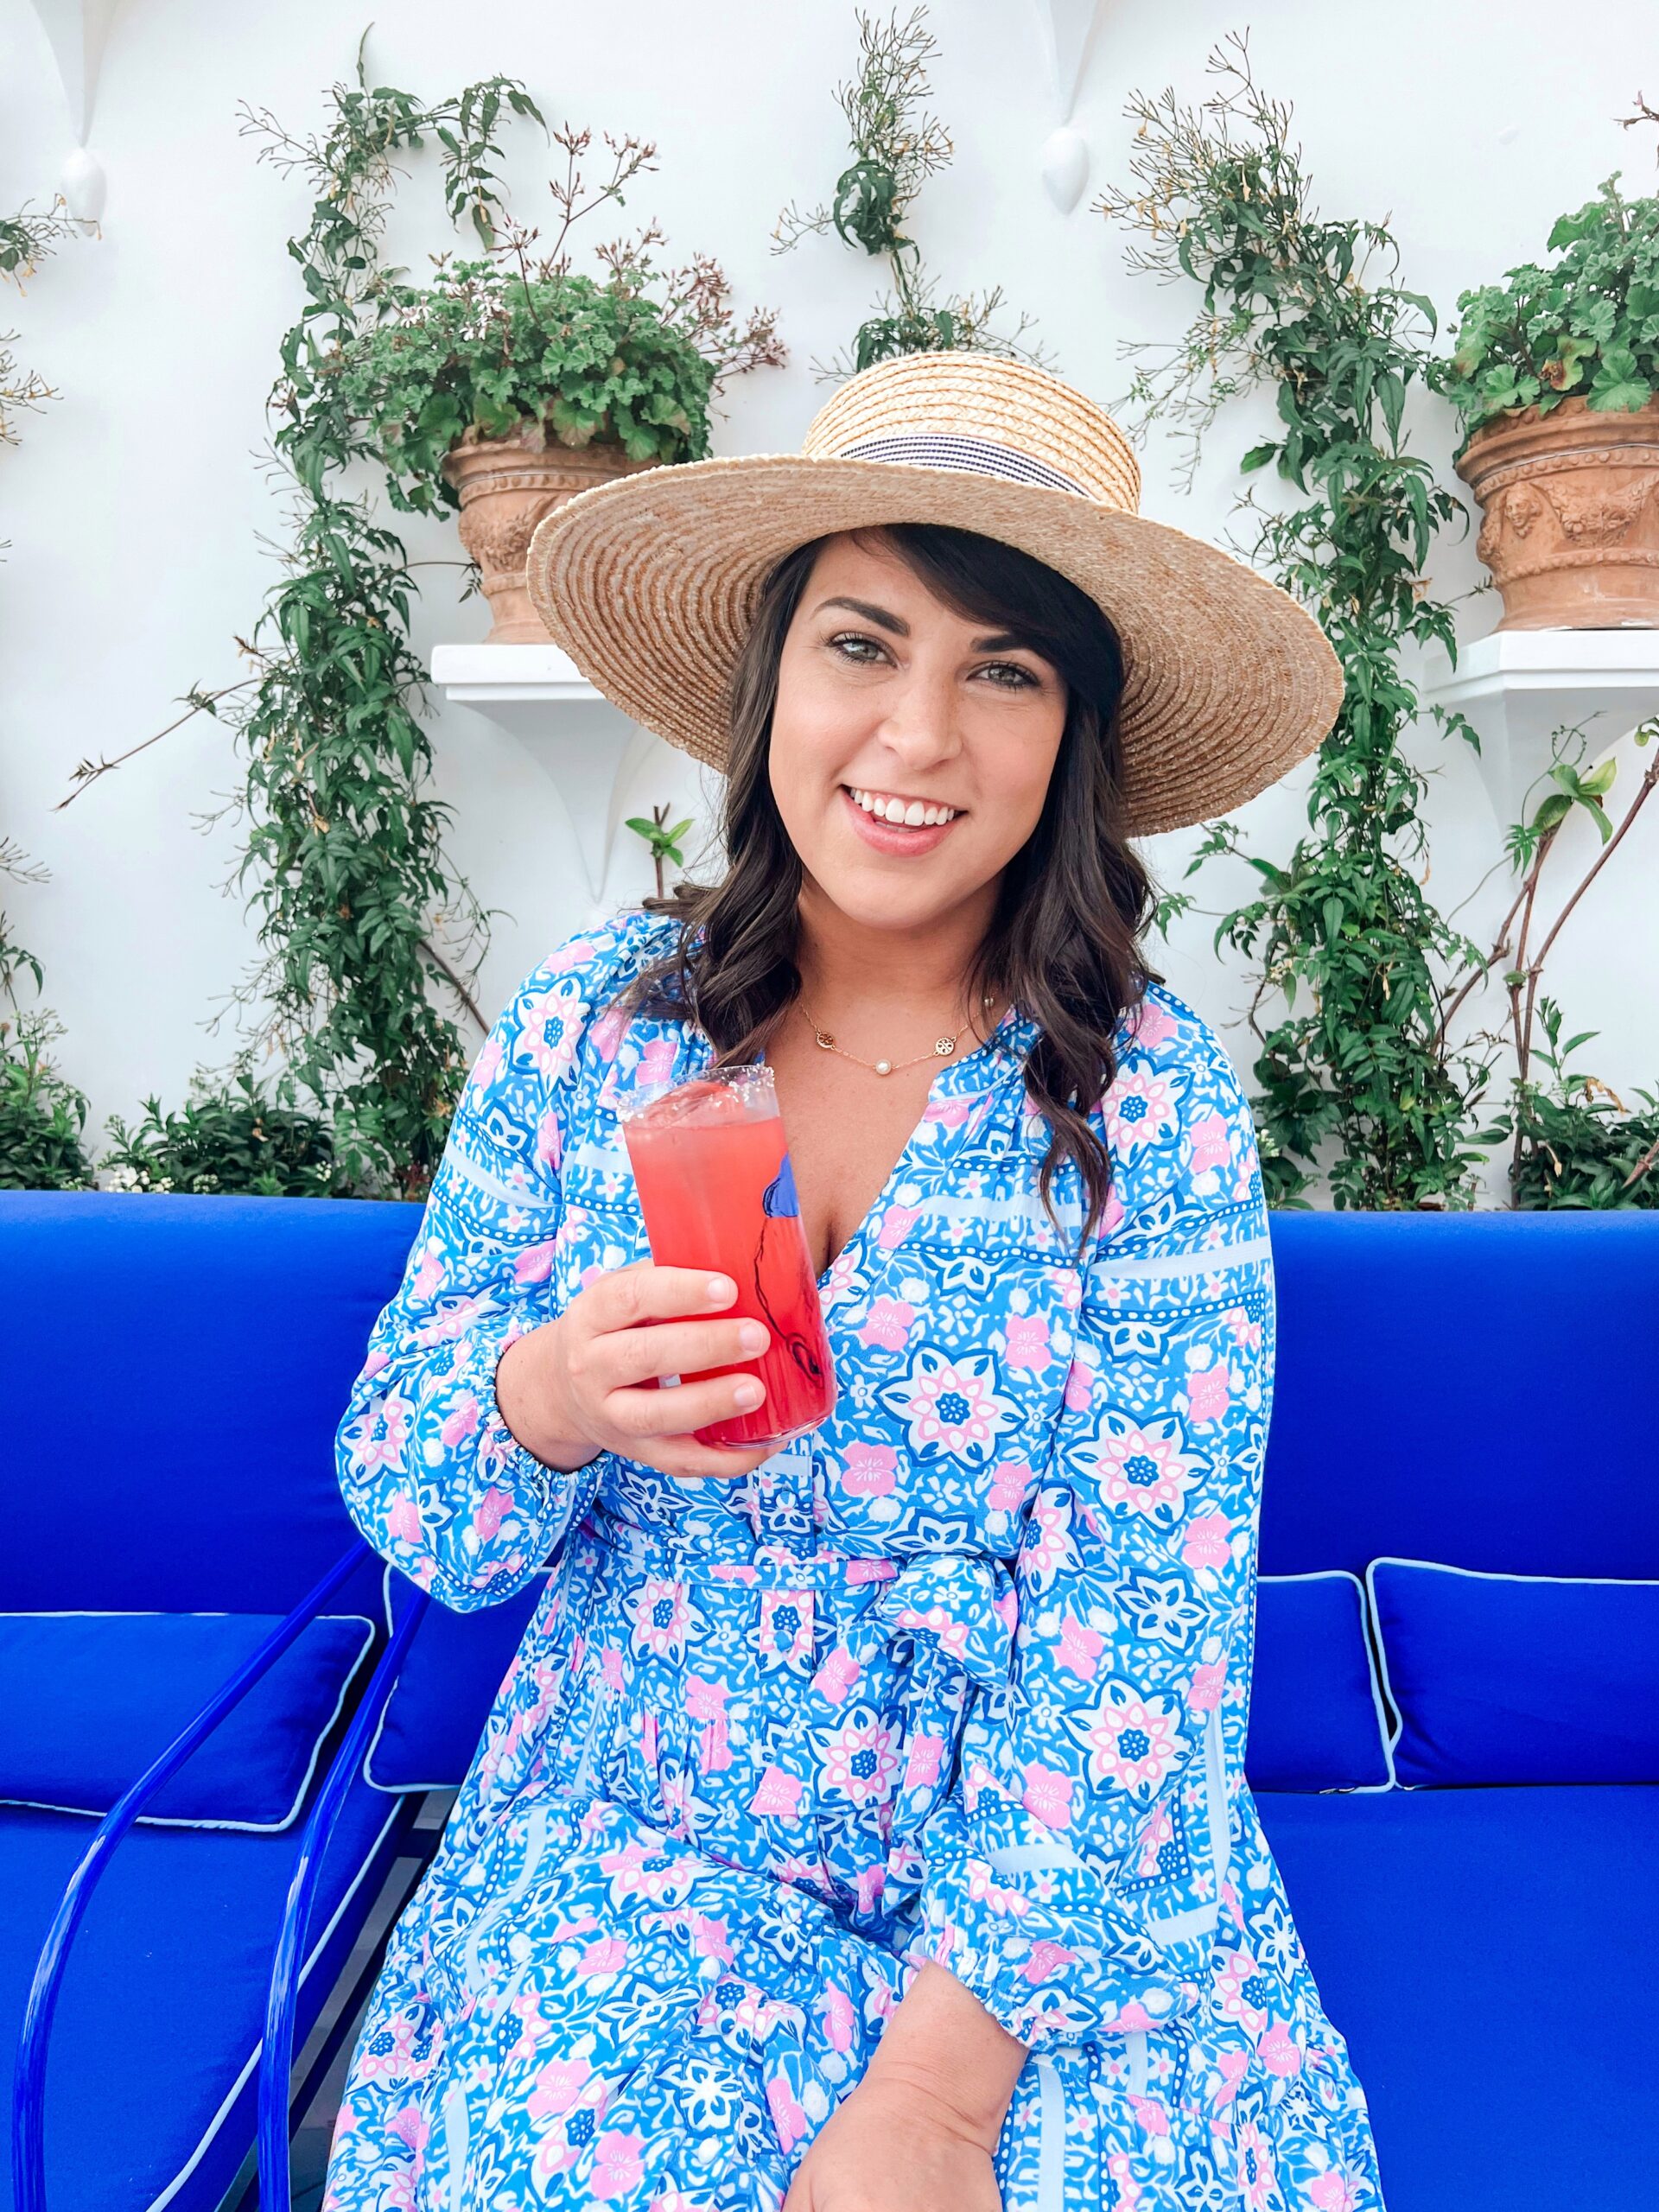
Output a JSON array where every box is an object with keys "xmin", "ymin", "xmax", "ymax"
[
  {"xmin": 430, "ymin": 643, "xmax": 656, "ymax": 898},
  {"xmin": 1421, "ymin": 630, "xmax": 1659, "ymax": 828}
]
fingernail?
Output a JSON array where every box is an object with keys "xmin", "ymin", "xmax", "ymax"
[
  {"xmin": 738, "ymin": 1321, "xmax": 768, "ymax": 1353},
  {"xmin": 707, "ymin": 1275, "xmax": 736, "ymax": 1304},
  {"xmin": 733, "ymin": 1381, "xmax": 764, "ymax": 1409}
]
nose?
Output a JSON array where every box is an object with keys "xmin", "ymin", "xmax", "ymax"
[{"xmin": 874, "ymin": 662, "xmax": 963, "ymax": 772}]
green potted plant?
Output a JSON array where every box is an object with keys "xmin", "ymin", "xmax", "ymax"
[
  {"xmin": 339, "ymin": 149, "xmax": 784, "ymax": 642},
  {"xmin": 1434, "ymin": 168, "xmax": 1659, "ymax": 629}
]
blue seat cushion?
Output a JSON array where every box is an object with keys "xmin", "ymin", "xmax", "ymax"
[
  {"xmin": 367, "ymin": 1567, "xmax": 545, "ymax": 1791},
  {"xmin": 1245, "ymin": 1572, "xmax": 1393, "ymax": 1791},
  {"xmin": 1369, "ymin": 1558, "xmax": 1659, "ymax": 1784},
  {"xmin": 1258, "ymin": 1783, "xmax": 1659, "ymax": 2212},
  {"xmin": 0, "ymin": 1612, "xmax": 375, "ymax": 1829},
  {"xmin": 0, "ymin": 1774, "xmax": 413, "ymax": 2212}
]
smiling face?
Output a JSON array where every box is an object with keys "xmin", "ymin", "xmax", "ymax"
[{"xmin": 766, "ymin": 531, "xmax": 1070, "ymax": 935}]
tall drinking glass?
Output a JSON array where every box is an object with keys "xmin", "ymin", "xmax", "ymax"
[{"xmin": 617, "ymin": 1063, "xmax": 836, "ymax": 1448}]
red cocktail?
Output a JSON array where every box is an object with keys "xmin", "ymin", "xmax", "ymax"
[{"xmin": 618, "ymin": 1064, "xmax": 836, "ymax": 1448}]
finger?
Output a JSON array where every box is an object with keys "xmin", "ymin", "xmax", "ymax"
[
  {"xmin": 585, "ymin": 1263, "xmax": 740, "ymax": 1332},
  {"xmin": 651, "ymin": 1441, "xmax": 779, "ymax": 1483},
  {"xmin": 602, "ymin": 1370, "xmax": 768, "ymax": 1444},
  {"xmin": 592, "ymin": 1314, "xmax": 771, "ymax": 1389}
]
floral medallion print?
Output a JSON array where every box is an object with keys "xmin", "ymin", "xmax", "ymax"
[{"xmin": 325, "ymin": 907, "xmax": 1385, "ymax": 2212}]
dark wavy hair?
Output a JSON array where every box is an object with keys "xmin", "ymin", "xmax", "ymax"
[{"xmin": 613, "ymin": 521, "xmax": 1164, "ymax": 1252}]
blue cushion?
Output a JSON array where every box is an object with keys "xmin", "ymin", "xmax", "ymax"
[
  {"xmin": 0, "ymin": 1776, "xmax": 413, "ymax": 2212},
  {"xmin": 1369, "ymin": 1558, "xmax": 1659, "ymax": 1785},
  {"xmin": 1260, "ymin": 1211, "xmax": 1659, "ymax": 1580},
  {"xmin": 0, "ymin": 1193, "xmax": 421, "ymax": 1618},
  {"xmin": 1259, "ymin": 1783, "xmax": 1659, "ymax": 2212},
  {"xmin": 366, "ymin": 1567, "xmax": 545, "ymax": 1791},
  {"xmin": 1245, "ymin": 1572, "xmax": 1393, "ymax": 1791},
  {"xmin": 0, "ymin": 1612, "xmax": 374, "ymax": 1829}
]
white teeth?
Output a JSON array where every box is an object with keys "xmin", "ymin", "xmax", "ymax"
[{"xmin": 847, "ymin": 785, "xmax": 959, "ymax": 826}]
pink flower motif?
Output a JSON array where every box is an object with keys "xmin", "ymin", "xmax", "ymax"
[
  {"xmin": 512, "ymin": 1239, "xmax": 557, "ymax": 1287},
  {"xmin": 839, "ymin": 1444, "xmax": 899, "ymax": 1498},
  {"xmin": 386, "ymin": 2102, "xmax": 429, "ymax": 2152},
  {"xmin": 1188, "ymin": 1660, "xmax": 1227, "ymax": 1713},
  {"xmin": 578, "ymin": 1936, "xmax": 627, "ymax": 1979},
  {"xmin": 1128, "ymin": 2095, "xmax": 1170, "ymax": 2137},
  {"xmin": 1129, "ymin": 997, "xmax": 1181, "ymax": 1051},
  {"xmin": 683, "ymin": 1676, "xmax": 734, "ymax": 1770},
  {"xmin": 749, "ymin": 1765, "xmax": 806, "ymax": 1819},
  {"xmin": 588, "ymin": 2129, "xmax": 645, "ymax": 2202},
  {"xmin": 1090, "ymin": 1416, "xmax": 1204, "ymax": 1518},
  {"xmin": 820, "ymin": 1713, "xmax": 901, "ymax": 1808},
  {"xmin": 810, "ymin": 1648, "xmax": 862, "ymax": 1703},
  {"xmin": 520, "ymin": 985, "xmax": 586, "ymax": 1085},
  {"xmin": 857, "ymin": 1297, "xmax": 916, "ymax": 1351},
  {"xmin": 1188, "ymin": 1109, "xmax": 1235, "ymax": 1174},
  {"xmin": 410, "ymin": 1244, "xmax": 447, "ymax": 1301},
  {"xmin": 637, "ymin": 1037, "xmax": 677, "ymax": 1085},
  {"xmin": 1102, "ymin": 1065, "xmax": 1182, "ymax": 1158},
  {"xmin": 589, "ymin": 1007, "xmax": 628, "ymax": 1064},
  {"xmin": 1021, "ymin": 1939, "xmax": 1078, "ymax": 1983},
  {"xmin": 1020, "ymin": 1762, "xmax": 1075, "ymax": 1828},
  {"xmin": 1257, "ymin": 2021, "xmax": 1304, "ymax": 2076},
  {"xmin": 467, "ymin": 1034, "xmax": 505, "ymax": 1094},
  {"xmin": 1056, "ymin": 1613, "xmax": 1105, "ymax": 1681},
  {"xmin": 474, "ymin": 1486, "xmax": 513, "ymax": 1541},
  {"xmin": 1236, "ymin": 2118, "xmax": 1278, "ymax": 2212},
  {"xmin": 766, "ymin": 2075, "xmax": 810, "ymax": 2152},
  {"xmin": 1004, "ymin": 1313, "xmax": 1053, "ymax": 1372},
  {"xmin": 629, "ymin": 1578, "xmax": 696, "ymax": 1662},
  {"xmin": 439, "ymin": 1394, "xmax": 480, "ymax": 1449},
  {"xmin": 1214, "ymin": 2045, "xmax": 1250, "ymax": 2110},
  {"xmin": 534, "ymin": 1109, "xmax": 563, "ymax": 1172},
  {"xmin": 1214, "ymin": 1949, "xmax": 1269, "ymax": 2034},
  {"xmin": 987, "ymin": 1459, "xmax": 1032, "ymax": 1513},
  {"xmin": 1309, "ymin": 2170, "xmax": 1363, "ymax": 2212},
  {"xmin": 904, "ymin": 1730, "xmax": 944, "ymax": 1789},
  {"xmin": 1081, "ymin": 1685, "xmax": 1183, "ymax": 1796},
  {"xmin": 1182, "ymin": 1513, "xmax": 1232, "ymax": 1569},
  {"xmin": 1063, "ymin": 1359, "xmax": 1095, "ymax": 1413},
  {"xmin": 346, "ymin": 1391, "xmax": 410, "ymax": 1478},
  {"xmin": 874, "ymin": 1204, "xmax": 920, "ymax": 1250},
  {"xmin": 1186, "ymin": 1359, "xmax": 1232, "ymax": 1424},
  {"xmin": 385, "ymin": 1491, "xmax": 423, "ymax": 1547}
]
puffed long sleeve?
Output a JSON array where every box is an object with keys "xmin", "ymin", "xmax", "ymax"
[
  {"xmin": 334, "ymin": 930, "xmax": 625, "ymax": 1612},
  {"xmin": 908, "ymin": 1045, "xmax": 1276, "ymax": 2050}
]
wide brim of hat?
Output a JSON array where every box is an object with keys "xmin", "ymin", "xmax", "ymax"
[{"xmin": 524, "ymin": 451, "xmax": 1344, "ymax": 838}]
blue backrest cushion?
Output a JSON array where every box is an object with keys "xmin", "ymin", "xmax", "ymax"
[
  {"xmin": 365, "ymin": 1567, "xmax": 547, "ymax": 1792},
  {"xmin": 1369, "ymin": 1558, "xmax": 1659, "ymax": 1785},
  {"xmin": 1245, "ymin": 1572, "xmax": 1394, "ymax": 1792},
  {"xmin": 0, "ymin": 1611, "xmax": 375, "ymax": 1827},
  {"xmin": 1260, "ymin": 1213, "xmax": 1659, "ymax": 1580},
  {"xmin": 0, "ymin": 1192, "xmax": 423, "ymax": 1616}
]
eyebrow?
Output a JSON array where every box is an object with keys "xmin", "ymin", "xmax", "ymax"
[{"xmin": 813, "ymin": 594, "xmax": 1033, "ymax": 656}]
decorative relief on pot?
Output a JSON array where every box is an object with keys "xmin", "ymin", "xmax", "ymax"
[
  {"xmin": 443, "ymin": 424, "xmax": 658, "ymax": 645},
  {"xmin": 1456, "ymin": 396, "xmax": 1659, "ymax": 630}
]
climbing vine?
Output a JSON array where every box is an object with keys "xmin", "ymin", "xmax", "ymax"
[
  {"xmin": 774, "ymin": 3, "xmax": 1047, "ymax": 377},
  {"xmin": 1097, "ymin": 35, "xmax": 1496, "ymax": 1209}
]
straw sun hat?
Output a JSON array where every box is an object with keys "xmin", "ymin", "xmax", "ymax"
[{"xmin": 524, "ymin": 350, "xmax": 1344, "ymax": 838}]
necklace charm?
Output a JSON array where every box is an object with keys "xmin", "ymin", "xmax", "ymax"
[
  {"xmin": 813, "ymin": 1029, "xmax": 836, "ymax": 1050},
  {"xmin": 796, "ymin": 988, "xmax": 1001, "ymax": 1080},
  {"xmin": 935, "ymin": 1036, "xmax": 956, "ymax": 1057},
  {"xmin": 874, "ymin": 1059, "xmax": 892, "ymax": 1076}
]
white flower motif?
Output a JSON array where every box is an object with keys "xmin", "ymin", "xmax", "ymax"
[{"xmin": 879, "ymin": 1347, "xmax": 1014, "ymax": 1465}]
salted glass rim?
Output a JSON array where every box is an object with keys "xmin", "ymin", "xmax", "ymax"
[{"xmin": 615, "ymin": 1058, "xmax": 779, "ymax": 1124}]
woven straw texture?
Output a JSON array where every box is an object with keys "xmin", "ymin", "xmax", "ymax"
[{"xmin": 524, "ymin": 352, "xmax": 1344, "ymax": 837}]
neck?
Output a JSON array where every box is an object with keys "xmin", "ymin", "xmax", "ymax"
[{"xmin": 793, "ymin": 875, "xmax": 1000, "ymax": 1028}]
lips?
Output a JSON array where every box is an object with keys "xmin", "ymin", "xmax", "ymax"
[{"xmin": 839, "ymin": 784, "xmax": 963, "ymax": 857}]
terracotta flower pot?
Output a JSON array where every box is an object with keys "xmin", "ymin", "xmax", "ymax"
[
  {"xmin": 1455, "ymin": 392, "xmax": 1659, "ymax": 629},
  {"xmin": 442, "ymin": 423, "xmax": 659, "ymax": 645}
]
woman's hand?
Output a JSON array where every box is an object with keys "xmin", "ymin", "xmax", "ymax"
[
  {"xmin": 781, "ymin": 2075, "xmax": 1002, "ymax": 2212},
  {"xmin": 782, "ymin": 1963, "xmax": 1024, "ymax": 2212},
  {"xmin": 493, "ymin": 1261, "xmax": 780, "ymax": 1483}
]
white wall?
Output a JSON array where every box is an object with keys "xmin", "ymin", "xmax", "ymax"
[{"xmin": 3, "ymin": 0, "xmax": 1656, "ymax": 1197}]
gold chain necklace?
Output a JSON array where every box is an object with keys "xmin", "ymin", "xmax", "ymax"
[{"xmin": 796, "ymin": 989, "xmax": 995, "ymax": 1077}]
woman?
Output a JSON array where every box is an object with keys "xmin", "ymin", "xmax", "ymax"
[{"xmin": 323, "ymin": 352, "xmax": 1382, "ymax": 2212}]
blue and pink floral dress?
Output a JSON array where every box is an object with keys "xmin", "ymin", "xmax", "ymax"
[{"xmin": 322, "ymin": 904, "xmax": 1384, "ymax": 2212}]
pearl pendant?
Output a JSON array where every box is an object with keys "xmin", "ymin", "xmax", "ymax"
[{"xmin": 874, "ymin": 1059, "xmax": 892, "ymax": 1076}]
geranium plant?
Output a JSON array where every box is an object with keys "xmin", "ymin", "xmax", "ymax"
[
  {"xmin": 337, "ymin": 130, "xmax": 783, "ymax": 517},
  {"xmin": 1434, "ymin": 170, "xmax": 1659, "ymax": 442}
]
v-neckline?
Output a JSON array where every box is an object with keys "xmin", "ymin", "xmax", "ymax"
[{"xmin": 726, "ymin": 1000, "xmax": 1030, "ymax": 1291}]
